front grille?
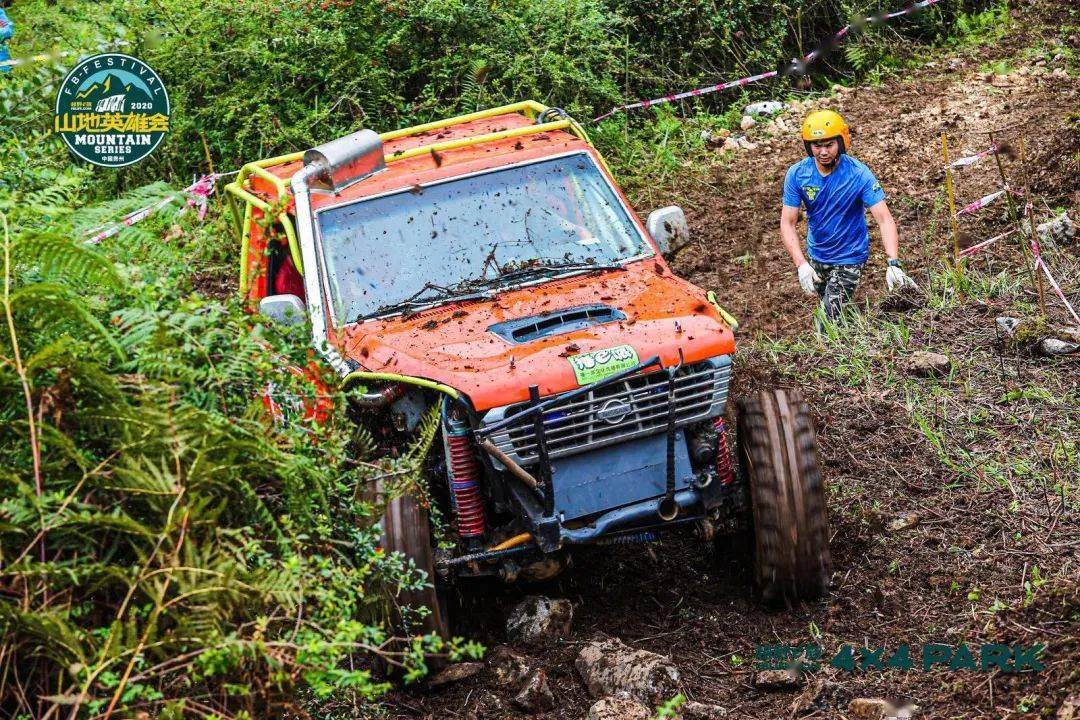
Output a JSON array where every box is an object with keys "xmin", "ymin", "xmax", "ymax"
[{"xmin": 482, "ymin": 356, "xmax": 731, "ymax": 466}]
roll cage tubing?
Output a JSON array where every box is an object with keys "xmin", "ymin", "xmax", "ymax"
[{"xmin": 223, "ymin": 101, "xmax": 616, "ymax": 397}]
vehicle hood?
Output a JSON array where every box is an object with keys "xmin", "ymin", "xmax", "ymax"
[{"xmin": 336, "ymin": 260, "xmax": 736, "ymax": 412}]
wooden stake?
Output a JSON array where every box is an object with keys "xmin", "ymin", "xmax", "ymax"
[
  {"xmin": 988, "ymin": 130, "xmax": 1037, "ymax": 288},
  {"xmin": 1017, "ymin": 138, "xmax": 1048, "ymax": 317},
  {"xmin": 940, "ymin": 132, "xmax": 961, "ymax": 265},
  {"xmin": 199, "ymin": 131, "xmax": 219, "ymax": 199}
]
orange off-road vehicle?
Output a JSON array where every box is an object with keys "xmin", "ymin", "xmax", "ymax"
[{"xmin": 225, "ymin": 101, "xmax": 831, "ymax": 637}]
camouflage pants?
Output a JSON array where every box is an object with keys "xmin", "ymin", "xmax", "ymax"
[{"xmin": 808, "ymin": 258, "xmax": 864, "ymax": 323}]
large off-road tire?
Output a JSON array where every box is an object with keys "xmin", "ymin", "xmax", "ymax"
[
  {"xmin": 381, "ymin": 492, "xmax": 450, "ymax": 640},
  {"xmin": 736, "ymin": 388, "xmax": 832, "ymax": 604}
]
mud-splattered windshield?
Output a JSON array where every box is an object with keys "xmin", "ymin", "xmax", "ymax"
[{"xmin": 316, "ymin": 153, "xmax": 652, "ymax": 322}]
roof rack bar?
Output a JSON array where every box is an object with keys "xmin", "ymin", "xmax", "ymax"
[
  {"xmin": 386, "ymin": 119, "xmax": 571, "ymax": 163},
  {"xmin": 379, "ymin": 100, "xmax": 549, "ymax": 142},
  {"xmin": 226, "ymin": 101, "xmax": 598, "ymax": 295}
]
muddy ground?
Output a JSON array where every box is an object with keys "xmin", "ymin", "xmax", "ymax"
[{"xmin": 380, "ymin": 4, "xmax": 1078, "ymax": 719}]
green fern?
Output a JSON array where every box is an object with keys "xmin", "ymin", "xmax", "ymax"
[
  {"xmin": 0, "ymin": 182, "xmax": 459, "ymax": 719},
  {"xmin": 845, "ymin": 43, "xmax": 871, "ymax": 71}
]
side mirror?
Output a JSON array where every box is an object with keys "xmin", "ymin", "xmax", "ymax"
[
  {"xmin": 646, "ymin": 205, "xmax": 689, "ymax": 255},
  {"xmin": 259, "ymin": 294, "xmax": 307, "ymax": 326}
]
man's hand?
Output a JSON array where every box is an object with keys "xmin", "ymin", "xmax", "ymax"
[
  {"xmin": 885, "ymin": 260, "xmax": 917, "ymax": 291},
  {"xmin": 797, "ymin": 262, "xmax": 820, "ymax": 295}
]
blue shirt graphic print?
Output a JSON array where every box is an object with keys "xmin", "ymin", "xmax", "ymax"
[
  {"xmin": 0, "ymin": 8, "xmax": 13, "ymax": 73},
  {"xmin": 782, "ymin": 154, "xmax": 886, "ymax": 265}
]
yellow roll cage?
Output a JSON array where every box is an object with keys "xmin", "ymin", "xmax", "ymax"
[{"xmin": 224, "ymin": 100, "xmax": 602, "ymax": 294}]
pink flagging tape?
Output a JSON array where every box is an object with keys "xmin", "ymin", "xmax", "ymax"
[
  {"xmin": 185, "ymin": 173, "xmax": 218, "ymax": 221},
  {"xmin": 593, "ymin": 0, "xmax": 942, "ymax": 122},
  {"xmin": 948, "ymin": 145, "xmax": 998, "ymax": 169},
  {"xmin": 85, "ymin": 196, "xmax": 176, "ymax": 245},
  {"xmin": 958, "ymin": 227, "xmax": 1017, "ymax": 258},
  {"xmin": 84, "ymin": 173, "xmax": 228, "ymax": 245},
  {"xmin": 1031, "ymin": 240, "xmax": 1080, "ymax": 324},
  {"xmin": 593, "ymin": 70, "xmax": 780, "ymax": 122},
  {"xmin": 956, "ymin": 187, "xmax": 1008, "ymax": 217}
]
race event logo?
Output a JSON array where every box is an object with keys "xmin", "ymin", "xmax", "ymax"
[{"xmin": 54, "ymin": 53, "xmax": 170, "ymax": 168}]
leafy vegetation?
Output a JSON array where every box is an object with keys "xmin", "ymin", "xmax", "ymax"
[
  {"xmin": 0, "ymin": 171, "xmax": 483, "ymax": 717},
  {"xmin": 950, "ymin": 0, "xmax": 1012, "ymax": 48},
  {"xmin": 3, "ymin": 0, "xmax": 966, "ymax": 185}
]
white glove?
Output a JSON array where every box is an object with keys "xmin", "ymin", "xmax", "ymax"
[
  {"xmin": 885, "ymin": 262, "xmax": 917, "ymax": 291},
  {"xmin": 797, "ymin": 262, "xmax": 820, "ymax": 295}
]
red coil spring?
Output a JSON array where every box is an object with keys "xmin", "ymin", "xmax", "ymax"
[
  {"xmin": 447, "ymin": 433, "xmax": 486, "ymax": 538},
  {"xmin": 713, "ymin": 418, "xmax": 735, "ymax": 486}
]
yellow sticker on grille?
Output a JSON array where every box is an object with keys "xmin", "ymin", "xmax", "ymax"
[{"xmin": 567, "ymin": 344, "xmax": 639, "ymax": 385}]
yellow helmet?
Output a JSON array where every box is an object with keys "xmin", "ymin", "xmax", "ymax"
[{"xmin": 801, "ymin": 110, "xmax": 851, "ymax": 156}]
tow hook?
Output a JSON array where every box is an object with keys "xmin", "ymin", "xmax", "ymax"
[{"xmin": 658, "ymin": 349, "xmax": 685, "ymax": 522}]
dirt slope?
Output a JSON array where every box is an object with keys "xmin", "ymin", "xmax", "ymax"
[
  {"xmin": 382, "ymin": 6, "xmax": 1078, "ymax": 719},
  {"xmin": 676, "ymin": 44, "xmax": 1078, "ymax": 338}
]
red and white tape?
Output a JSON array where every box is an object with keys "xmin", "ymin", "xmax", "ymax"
[
  {"xmin": 947, "ymin": 145, "xmax": 998, "ymax": 169},
  {"xmin": 956, "ymin": 187, "xmax": 1010, "ymax": 217},
  {"xmin": 85, "ymin": 173, "xmax": 226, "ymax": 245},
  {"xmin": 593, "ymin": 0, "xmax": 942, "ymax": 122},
  {"xmin": 1031, "ymin": 239, "xmax": 1080, "ymax": 324},
  {"xmin": 958, "ymin": 227, "xmax": 1017, "ymax": 258}
]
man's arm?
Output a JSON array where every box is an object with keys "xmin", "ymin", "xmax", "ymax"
[
  {"xmin": 868, "ymin": 200, "xmax": 898, "ymax": 260},
  {"xmin": 781, "ymin": 205, "xmax": 819, "ymax": 295},
  {"xmin": 780, "ymin": 205, "xmax": 806, "ymax": 267},
  {"xmin": 870, "ymin": 199, "xmax": 916, "ymax": 289}
]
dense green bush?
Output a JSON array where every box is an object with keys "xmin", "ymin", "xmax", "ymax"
[
  {"xmin": 0, "ymin": 173, "xmax": 481, "ymax": 717},
  {"xmin": 4, "ymin": 0, "xmax": 966, "ymax": 185}
]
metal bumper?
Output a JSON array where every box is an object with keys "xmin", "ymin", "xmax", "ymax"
[{"xmin": 475, "ymin": 353, "xmax": 728, "ymax": 553}]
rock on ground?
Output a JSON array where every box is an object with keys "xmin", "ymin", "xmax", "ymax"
[
  {"xmin": 678, "ymin": 700, "xmax": 729, "ymax": 718},
  {"xmin": 1058, "ymin": 694, "xmax": 1080, "ymax": 719},
  {"xmin": 996, "ymin": 316, "xmax": 1024, "ymax": 337},
  {"xmin": 1037, "ymin": 211, "xmax": 1074, "ymax": 245},
  {"xmin": 1037, "ymin": 337, "xmax": 1080, "ymax": 356},
  {"xmin": 888, "ymin": 513, "xmax": 920, "ymax": 532},
  {"xmin": 427, "ymin": 661, "xmax": 484, "ymax": 687},
  {"xmin": 585, "ymin": 695, "xmax": 651, "ymax": 720},
  {"xmin": 486, "ymin": 645, "xmax": 531, "ymax": 687},
  {"xmin": 512, "ymin": 668, "xmax": 555, "ymax": 712},
  {"xmin": 906, "ymin": 351, "xmax": 951, "ymax": 377},
  {"xmin": 506, "ymin": 595, "xmax": 573, "ymax": 644},
  {"xmin": 740, "ymin": 115, "xmax": 757, "ymax": 130},
  {"xmin": 848, "ymin": 697, "xmax": 919, "ymax": 718},
  {"xmin": 575, "ymin": 637, "xmax": 681, "ymax": 704},
  {"xmin": 752, "ymin": 668, "xmax": 801, "ymax": 691},
  {"xmin": 704, "ymin": 128, "xmax": 731, "ymax": 147}
]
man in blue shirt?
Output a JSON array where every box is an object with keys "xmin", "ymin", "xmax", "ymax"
[
  {"xmin": 0, "ymin": 6, "xmax": 13, "ymax": 74},
  {"xmin": 780, "ymin": 110, "xmax": 915, "ymax": 324}
]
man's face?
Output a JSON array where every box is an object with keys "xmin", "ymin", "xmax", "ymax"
[{"xmin": 811, "ymin": 138, "xmax": 840, "ymax": 168}]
